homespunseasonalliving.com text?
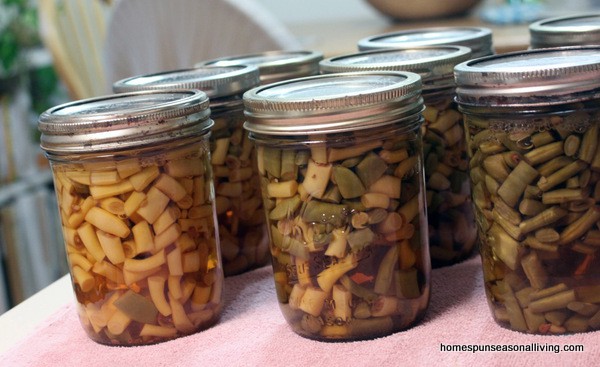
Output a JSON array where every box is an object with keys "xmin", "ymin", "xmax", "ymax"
[{"xmin": 440, "ymin": 342, "xmax": 584, "ymax": 353}]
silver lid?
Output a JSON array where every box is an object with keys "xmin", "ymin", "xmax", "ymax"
[
  {"xmin": 196, "ymin": 50, "xmax": 323, "ymax": 85},
  {"xmin": 243, "ymin": 71, "xmax": 423, "ymax": 135},
  {"xmin": 39, "ymin": 90, "xmax": 212, "ymax": 154},
  {"xmin": 112, "ymin": 65, "xmax": 260, "ymax": 99},
  {"xmin": 529, "ymin": 13, "xmax": 600, "ymax": 48},
  {"xmin": 357, "ymin": 27, "xmax": 493, "ymax": 58},
  {"xmin": 319, "ymin": 46, "xmax": 471, "ymax": 89},
  {"xmin": 454, "ymin": 46, "xmax": 600, "ymax": 108}
]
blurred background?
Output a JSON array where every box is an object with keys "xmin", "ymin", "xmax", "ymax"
[{"xmin": 0, "ymin": 0, "xmax": 599, "ymax": 314}]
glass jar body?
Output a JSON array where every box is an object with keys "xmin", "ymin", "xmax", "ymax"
[
  {"xmin": 422, "ymin": 89, "xmax": 476, "ymax": 267},
  {"xmin": 47, "ymin": 136, "xmax": 223, "ymax": 345},
  {"xmin": 462, "ymin": 101, "xmax": 600, "ymax": 334},
  {"xmin": 210, "ymin": 106, "xmax": 269, "ymax": 275},
  {"xmin": 252, "ymin": 124, "xmax": 431, "ymax": 341}
]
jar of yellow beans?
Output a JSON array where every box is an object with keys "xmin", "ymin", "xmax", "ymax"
[{"xmin": 38, "ymin": 89, "xmax": 223, "ymax": 345}]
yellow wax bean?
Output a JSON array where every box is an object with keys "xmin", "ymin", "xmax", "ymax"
[
  {"xmin": 165, "ymin": 157, "xmax": 205, "ymax": 178},
  {"xmin": 77, "ymin": 222, "xmax": 105, "ymax": 262},
  {"xmin": 267, "ymin": 180, "xmax": 298, "ymax": 198},
  {"xmin": 148, "ymin": 275, "xmax": 172, "ymax": 317},
  {"xmin": 68, "ymin": 253, "xmax": 93, "ymax": 272},
  {"xmin": 188, "ymin": 205, "xmax": 213, "ymax": 219},
  {"xmin": 327, "ymin": 140, "xmax": 382, "ymax": 162},
  {"xmin": 379, "ymin": 148, "xmax": 408, "ymax": 164},
  {"xmin": 369, "ymin": 175, "xmax": 401, "ymax": 199},
  {"xmin": 168, "ymin": 275, "xmax": 183, "ymax": 300},
  {"xmin": 107, "ymin": 310, "xmax": 132, "ymax": 336},
  {"xmin": 137, "ymin": 187, "xmax": 170, "ymax": 224},
  {"xmin": 124, "ymin": 191, "xmax": 146, "ymax": 217},
  {"xmin": 192, "ymin": 177, "xmax": 206, "ymax": 206},
  {"xmin": 90, "ymin": 170, "xmax": 121, "ymax": 186},
  {"xmin": 129, "ymin": 166, "xmax": 160, "ymax": 192},
  {"xmin": 89, "ymin": 180, "xmax": 134, "ymax": 200},
  {"xmin": 116, "ymin": 158, "xmax": 142, "ymax": 179},
  {"xmin": 140, "ymin": 324, "xmax": 177, "ymax": 338},
  {"xmin": 191, "ymin": 285, "xmax": 212, "ymax": 306},
  {"xmin": 155, "ymin": 223, "xmax": 182, "ymax": 251},
  {"xmin": 99, "ymin": 197, "xmax": 126, "ymax": 217},
  {"xmin": 154, "ymin": 173, "xmax": 188, "ymax": 202},
  {"xmin": 67, "ymin": 196, "xmax": 96, "ymax": 228},
  {"xmin": 85, "ymin": 206, "xmax": 131, "ymax": 238},
  {"xmin": 182, "ymin": 250, "xmax": 201, "ymax": 273},
  {"xmin": 299, "ymin": 286, "xmax": 328, "ymax": 317},
  {"xmin": 96, "ymin": 230, "xmax": 126, "ymax": 265},
  {"xmin": 167, "ymin": 247, "xmax": 183, "ymax": 276},
  {"xmin": 123, "ymin": 250, "xmax": 166, "ymax": 272},
  {"xmin": 398, "ymin": 195, "xmax": 420, "ymax": 224},
  {"xmin": 211, "ymin": 137, "xmax": 230, "ymax": 166},
  {"xmin": 153, "ymin": 205, "xmax": 181, "ymax": 235},
  {"xmin": 132, "ymin": 220, "xmax": 155, "ymax": 254},
  {"xmin": 72, "ymin": 265, "xmax": 95, "ymax": 292},
  {"xmin": 92, "ymin": 260, "xmax": 124, "ymax": 284},
  {"xmin": 65, "ymin": 170, "xmax": 91, "ymax": 185},
  {"xmin": 123, "ymin": 267, "xmax": 160, "ymax": 286},
  {"xmin": 175, "ymin": 233, "xmax": 197, "ymax": 253},
  {"xmin": 169, "ymin": 297, "xmax": 195, "ymax": 333}
]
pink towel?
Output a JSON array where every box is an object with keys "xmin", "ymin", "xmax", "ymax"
[{"xmin": 1, "ymin": 256, "xmax": 597, "ymax": 367}]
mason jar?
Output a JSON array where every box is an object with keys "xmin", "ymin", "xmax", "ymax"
[
  {"xmin": 195, "ymin": 50, "xmax": 323, "ymax": 85},
  {"xmin": 357, "ymin": 26, "xmax": 494, "ymax": 58},
  {"xmin": 243, "ymin": 71, "xmax": 431, "ymax": 341},
  {"xmin": 114, "ymin": 65, "xmax": 268, "ymax": 276},
  {"xmin": 38, "ymin": 90, "xmax": 223, "ymax": 345},
  {"xmin": 530, "ymin": 13, "xmax": 600, "ymax": 49},
  {"xmin": 320, "ymin": 46, "xmax": 476, "ymax": 268},
  {"xmin": 455, "ymin": 46, "xmax": 600, "ymax": 334}
]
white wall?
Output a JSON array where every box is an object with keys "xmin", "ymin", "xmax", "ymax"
[{"xmin": 254, "ymin": 0, "xmax": 380, "ymax": 25}]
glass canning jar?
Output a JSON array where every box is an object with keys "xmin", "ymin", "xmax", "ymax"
[
  {"xmin": 529, "ymin": 13, "xmax": 600, "ymax": 49},
  {"xmin": 243, "ymin": 71, "xmax": 431, "ymax": 341},
  {"xmin": 454, "ymin": 46, "xmax": 600, "ymax": 334},
  {"xmin": 195, "ymin": 50, "xmax": 323, "ymax": 85},
  {"xmin": 357, "ymin": 26, "xmax": 494, "ymax": 58},
  {"xmin": 114, "ymin": 65, "xmax": 269, "ymax": 276},
  {"xmin": 38, "ymin": 90, "xmax": 223, "ymax": 345},
  {"xmin": 320, "ymin": 46, "xmax": 476, "ymax": 268}
]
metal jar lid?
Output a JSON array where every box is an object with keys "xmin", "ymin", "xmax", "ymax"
[
  {"xmin": 357, "ymin": 27, "xmax": 493, "ymax": 58},
  {"xmin": 319, "ymin": 46, "xmax": 471, "ymax": 89},
  {"xmin": 112, "ymin": 65, "xmax": 260, "ymax": 99},
  {"xmin": 454, "ymin": 46, "xmax": 600, "ymax": 108},
  {"xmin": 529, "ymin": 13, "xmax": 600, "ymax": 49},
  {"xmin": 39, "ymin": 90, "xmax": 212, "ymax": 154},
  {"xmin": 195, "ymin": 50, "xmax": 323, "ymax": 85},
  {"xmin": 243, "ymin": 71, "xmax": 423, "ymax": 136}
]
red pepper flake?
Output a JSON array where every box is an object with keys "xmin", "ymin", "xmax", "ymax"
[
  {"xmin": 349, "ymin": 272, "xmax": 374, "ymax": 284},
  {"xmin": 574, "ymin": 253, "xmax": 595, "ymax": 276}
]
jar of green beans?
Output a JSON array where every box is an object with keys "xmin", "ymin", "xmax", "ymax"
[
  {"xmin": 320, "ymin": 45, "xmax": 476, "ymax": 268},
  {"xmin": 455, "ymin": 46, "xmax": 600, "ymax": 334},
  {"xmin": 243, "ymin": 71, "xmax": 431, "ymax": 341}
]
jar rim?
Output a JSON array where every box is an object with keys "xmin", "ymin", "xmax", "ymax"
[
  {"xmin": 454, "ymin": 46, "xmax": 600, "ymax": 107},
  {"xmin": 529, "ymin": 13, "xmax": 600, "ymax": 48},
  {"xmin": 242, "ymin": 71, "xmax": 423, "ymax": 135},
  {"xmin": 39, "ymin": 89, "xmax": 213, "ymax": 154},
  {"xmin": 357, "ymin": 26, "xmax": 493, "ymax": 58},
  {"xmin": 196, "ymin": 50, "xmax": 323, "ymax": 85},
  {"xmin": 112, "ymin": 65, "xmax": 260, "ymax": 98},
  {"xmin": 319, "ymin": 46, "xmax": 471, "ymax": 89}
]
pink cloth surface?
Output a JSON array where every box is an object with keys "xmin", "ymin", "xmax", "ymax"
[{"xmin": 1, "ymin": 256, "xmax": 598, "ymax": 367}]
